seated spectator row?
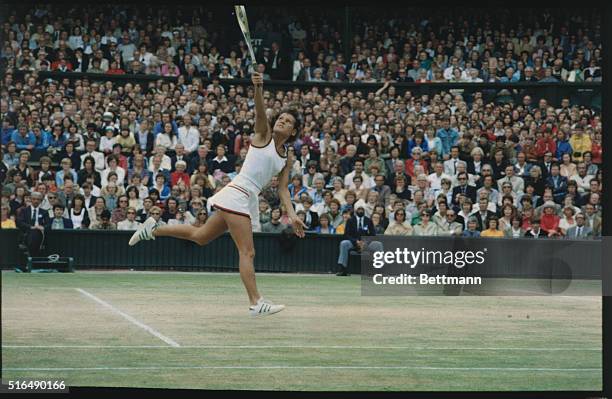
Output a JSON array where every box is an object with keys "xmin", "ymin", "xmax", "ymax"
[
  {"xmin": 1, "ymin": 5, "xmax": 601, "ymax": 83},
  {"xmin": 1, "ymin": 66, "xmax": 602, "ymax": 239}
]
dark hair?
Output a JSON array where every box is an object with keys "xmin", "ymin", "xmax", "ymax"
[
  {"xmin": 83, "ymin": 156, "xmax": 95, "ymax": 168},
  {"xmin": 273, "ymin": 108, "xmax": 302, "ymax": 143},
  {"xmin": 127, "ymin": 186, "xmax": 139, "ymax": 198},
  {"xmin": 73, "ymin": 194, "xmax": 85, "ymax": 207},
  {"xmin": 107, "ymin": 154, "xmax": 119, "ymax": 164}
]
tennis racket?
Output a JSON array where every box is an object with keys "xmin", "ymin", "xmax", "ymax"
[{"xmin": 234, "ymin": 5, "xmax": 257, "ymax": 66}]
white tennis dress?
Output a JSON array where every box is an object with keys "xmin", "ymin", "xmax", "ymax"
[{"xmin": 208, "ymin": 137, "xmax": 287, "ymax": 232}]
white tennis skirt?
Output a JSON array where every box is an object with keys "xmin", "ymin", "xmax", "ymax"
[{"xmin": 207, "ymin": 182, "xmax": 261, "ymax": 232}]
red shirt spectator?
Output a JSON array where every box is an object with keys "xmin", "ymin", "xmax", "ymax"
[
  {"xmin": 535, "ymin": 135, "xmax": 556, "ymax": 159},
  {"xmin": 51, "ymin": 59, "xmax": 73, "ymax": 72},
  {"xmin": 591, "ymin": 142, "xmax": 602, "ymax": 164},
  {"xmin": 170, "ymin": 161, "xmax": 191, "ymax": 188},
  {"xmin": 540, "ymin": 203, "xmax": 561, "ymax": 236}
]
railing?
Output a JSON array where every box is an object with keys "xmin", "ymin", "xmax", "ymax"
[{"xmin": 11, "ymin": 70, "xmax": 602, "ymax": 109}]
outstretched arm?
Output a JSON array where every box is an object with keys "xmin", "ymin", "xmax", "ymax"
[
  {"xmin": 251, "ymin": 72, "xmax": 272, "ymax": 146},
  {"xmin": 278, "ymin": 159, "xmax": 306, "ymax": 238},
  {"xmin": 375, "ymin": 80, "xmax": 391, "ymax": 96}
]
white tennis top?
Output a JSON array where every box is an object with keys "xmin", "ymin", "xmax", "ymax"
[{"xmin": 231, "ymin": 137, "xmax": 287, "ymax": 194}]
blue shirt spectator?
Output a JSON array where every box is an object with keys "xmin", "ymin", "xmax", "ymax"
[
  {"xmin": 462, "ymin": 229, "xmax": 481, "ymax": 237},
  {"xmin": 55, "ymin": 169, "xmax": 78, "ymax": 187},
  {"xmin": 315, "ymin": 225, "xmax": 336, "ymax": 234},
  {"xmin": 153, "ymin": 120, "xmax": 178, "ymax": 137},
  {"xmin": 34, "ymin": 129, "xmax": 53, "ymax": 151},
  {"xmin": 48, "ymin": 131, "xmax": 68, "ymax": 152},
  {"xmin": 436, "ymin": 122, "xmax": 459, "ymax": 156},
  {"xmin": 11, "ymin": 127, "xmax": 36, "ymax": 150},
  {"xmin": 288, "ymin": 183, "xmax": 308, "ymax": 199},
  {"xmin": 407, "ymin": 138, "xmax": 429, "ymax": 157},
  {"xmin": 158, "ymin": 184, "xmax": 171, "ymax": 201},
  {"xmin": 555, "ymin": 136, "xmax": 573, "ymax": 160},
  {"xmin": 1, "ymin": 127, "xmax": 15, "ymax": 145}
]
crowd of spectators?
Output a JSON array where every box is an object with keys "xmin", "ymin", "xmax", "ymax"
[
  {"xmin": 0, "ymin": 66, "xmax": 602, "ymax": 242},
  {"xmin": 0, "ymin": 5, "xmax": 603, "ymax": 259},
  {"xmin": 0, "ymin": 5, "xmax": 602, "ymax": 84}
]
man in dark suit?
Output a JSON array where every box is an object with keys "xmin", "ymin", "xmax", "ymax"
[
  {"xmin": 267, "ymin": 42, "xmax": 287, "ymax": 80},
  {"xmin": 296, "ymin": 58, "xmax": 316, "ymax": 81},
  {"xmin": 46, "ymin": 204, "xmax": 74, "ymax": 230},
  {"xmin": 544, "ymin": 163, "xmax": 567, "ymax": 203},
  {"xmin": 385, "ymin": 159, "xmax": 409, "ymax": 190},
  {"xmin": 565, "ymin": 213, "xmax": 593, "ymax": 239},
  {"xmin": 537, "ymin": 151, "xmax": 555, "ymax": 180},
  {"xmin": 170, "ymin": 143, "xmax": 190, "ymax": 172},
  {"xmin": 473, "ymin": 197, "xmax": 496, "ymax": 231},
  {"xmin": 135, "ymin": 121, "xmax": 155, "ymax": 155},
  {"xmin": 16, "ymin": 192, "xmax": 50, "ymax": 256},
  {"xmin": 81, "ymin": 182, "xmax": 98, "ymax": 209},
  {"xmin": 189, "ymin": 145, "xmax": 212, "ymax": 174},
  {"xmin": 339, "ymin": 144, "xmax": 358, "ymax": 176},
  {"xmin": 302, "ymin": 197, "xmax": 320, "ymax": 231},
  {"xmin": 452, "ymin": 172, "xmax": 477, "ymax": 205},
  {"xmin": 524, "ymin": 219, "xmax": 547, "ymax": 238},
  {"xmin": 336, "ymin": 205, "xmax": 383, "ymax": 276}
]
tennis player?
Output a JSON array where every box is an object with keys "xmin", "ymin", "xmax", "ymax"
[{"xmin": 129, "ymin": 72, "xmax": 306, "ymax": 317}]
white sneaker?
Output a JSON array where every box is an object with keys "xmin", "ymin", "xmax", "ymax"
[
  {"xmin": 249, "ymin": 298, "xmax": 285, "ymax": 317},
  {"xmin": 128, "ymin": 217, "xmax": 159, "ymax": 246}
]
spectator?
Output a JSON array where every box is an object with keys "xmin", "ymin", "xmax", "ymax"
[
  {"xmin": 565, "ymin": 213, "xmax": 593, "ymax": 239},
  {"xmin": 462, "ymin": 217, "xmax": 481, "ymax": 237},
  {"xmin": 192, "ymin": 208, "xmax": 209, "ymax": 228},
  {"xmin": 262, "ymin": 207, "xmax": 287, "ymax": 233},
  {"xmin": 315, "ymin": 213, "xmax": 335, "ymax": 234},
  {"xmin": 384, "ymin": 209, "xmax": 413, "ymax": 236},
  {"xmin": 16, "ymin": 191, "xmax": 49, "ymax": 256},
  {"xmin": 438, "ymin": 209, "xmax": 463, "ymax": 236},
  {"xmin": 524, "ymin": 218, "xmax": 547, "ymax": 238},
  {"xmin": 480, "ymin": 216, "xmax": 504, "ymax": 238},
  {"xmin": 91, "ymin": 209, "xmax": 116, "ymax": 230},
  {"xmin": 67, "ymin": 194, "xmax": 90, "ymax": 229},
  {"xmin": 504, "ymin": 216, "xmax": 526, "ymax": 238},
  {"xmin": 1, "ymin": 204, "xmax": 17, "ymax": 228},
  {"xmin": 413, "ymin": 210, "xmax": 438, "ymax": 236},
  {"xmin": 335, "ymin": 205, "xmax": 382, "ymax": 276},
  {"xmin": 46, "ymin": 203, "xmax": 73, "ymax": 230}
]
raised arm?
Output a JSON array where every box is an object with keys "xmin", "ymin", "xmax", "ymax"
[
  {"xmin": 251, "ymin": 72, "xmax": 272, "ymax": 146},
  {"xmin": 278, "ymin": 159, "xmax": 305, "ymax": 238},
  {"xmin": 375, "ymin": 80, "xmax": 391, "ymax": 96}
]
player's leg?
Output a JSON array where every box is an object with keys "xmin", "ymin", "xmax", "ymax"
[
  {"xmin": 153, "ymin": 212, "xmax": 228, "ymax": 245},
  {"xmin": 129, "ymin": 212, "xmax": 227, "ymax": 246},
  {"xmin": 222, "ymin": 210, "xmax": 284, "ymax": 315},
  {"xmin": 222, "ymin": 211, "xmax": 259, "ymax": 304}
]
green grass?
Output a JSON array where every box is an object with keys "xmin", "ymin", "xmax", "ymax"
[{"xmin": 1, "ymin": 271, "xmax": 602, "ymax": 391}]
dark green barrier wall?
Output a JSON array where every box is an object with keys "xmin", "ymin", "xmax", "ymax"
[
  {"xmin": 0, "ymin": 229, "xmax": 602, "ymax": 279},
  {"xmin": 0, "ymin": 229, "xmax": 342, "ymax": 273}
]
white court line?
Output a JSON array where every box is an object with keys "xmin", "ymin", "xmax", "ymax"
[
  {"xmin": 2, "ymin": 365, "xmax": 600, "ymax": 372},
  {"xmin": 75, "ymin": 288, "xmax": 180, "ymax": 348},
  {"xmin": 558, "ymin": 295, "xmax": 602, "ymax": 302},
  {"xmin": 2, "ymin": 345, "xmax": 601, "ymax": 351}
]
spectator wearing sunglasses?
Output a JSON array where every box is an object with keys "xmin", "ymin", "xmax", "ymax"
[{"xmin": 117, "ymin": 207, "xmax": 141, "ymax": 230}]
